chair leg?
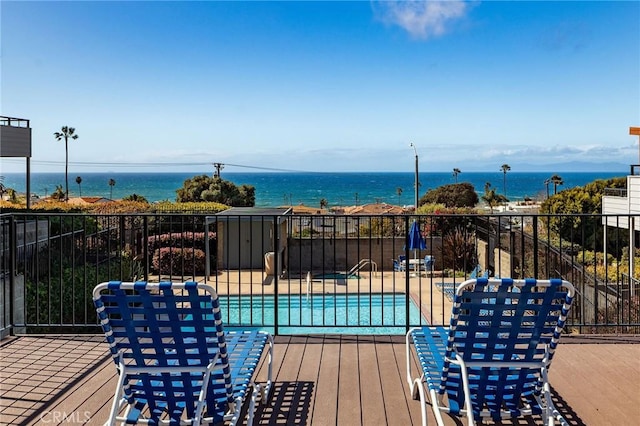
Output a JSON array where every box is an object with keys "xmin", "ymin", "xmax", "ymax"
[
  {"xmin": 246, "ymin": 385, "xmax": 260, "ymax": 425},
  {"xmin": 428, "ymin": 388, "xmax": 449, "ymax": 426},
  {"xmin": 411, "ymin": 378, "xmax": 428, "ymax": 426},
  {"xmin": 106, "ymin": 367, "xmax": 128, "ymax": 426}
]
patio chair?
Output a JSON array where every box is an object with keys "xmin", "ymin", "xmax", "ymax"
[
  {"xmin": 393, "ymin": 259, "xmax": 406, "ymax": 272},
  {"xmin": 423, "ymin": 255, "xmax": 435, "ymax": 272},
  {"xmin": 406, "ymin": 277, "xmax": 574, "ymax": 426},
  {"xmin": 93, "ymin": 281, "xmax": 274, "ymax": 425}
]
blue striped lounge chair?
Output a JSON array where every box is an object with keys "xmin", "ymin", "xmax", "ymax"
[
  {"xmin": 435, "ymin": 282, "xmax": 456, "ymax": 300},
  {"xmin": 93, "ymin": 281, "xmax": 274, "ymax": 425},
  {"xmin": 469, "ymin": 264, "xmax": 482, "ymax": 279},
  {"xmin": 406, "ymin": 277, "xmax": 574, "ymax": 426}
]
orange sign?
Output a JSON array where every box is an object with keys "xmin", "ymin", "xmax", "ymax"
[{"xmin": 631, "ymin": 127, "xmax": 640, "ymax": 136}]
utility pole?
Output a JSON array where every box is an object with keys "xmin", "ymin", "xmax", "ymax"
[
  {"xmin": 410, "ymin": 143, "xmax": 419, "ymax": 211},
  {"xmin": 213, "ymin": 163, "xmax": 224, "ymax": 178}
]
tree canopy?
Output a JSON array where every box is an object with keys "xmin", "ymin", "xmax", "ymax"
[
  {"xmin": 541, "ymin": 176, "xmax": 626, "ymax": 215},
  {"xmin": 176, "ymin": 175, "xmax": 255, "ymax": 206},
  {"xmin": 540, "ymin": 176, "xmax": 626, "ymax": 253},
  {"xmin": 419, "ymin": 182, "xmax": 479, "ymax": 208},
  {"xmin": 122, "ymin": 193, "xmax": 149, "ymax": 204}
]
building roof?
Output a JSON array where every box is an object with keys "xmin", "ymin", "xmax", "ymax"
[
  {"xmin": 340, "ymin": 202, "xmax": 408, "ymax": 215},
  {"xmin": 286, "ymin": 205, "xmax": 329, "ymax": 215},
  {"xmin": 66, "ymin": 197, "xmax": 111, "ymax": 205},
  {"xmin": 215, "ymin": 207, "xmax": 292, "ymax": 216}
]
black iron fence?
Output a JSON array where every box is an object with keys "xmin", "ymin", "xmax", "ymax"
[{"xmin": 1, "ymin": 211, "xmax": 638, "ymax": 335}]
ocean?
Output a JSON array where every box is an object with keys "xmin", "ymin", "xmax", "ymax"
[{"xmin": 1, "ymin": 171, "xmax": 626, "ymax": 208}]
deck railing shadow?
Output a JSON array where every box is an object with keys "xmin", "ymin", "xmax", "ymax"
[
  {"xmin": 425, "ymin": 386, "xmax": 586, "ymax": 426},
  {"xmin": 1, "ymin": 335, "xmax": 110, "ymax": 425},
  {"xmin": 254, "ymin": 381, "xmax": 314, "ymax": 425},
  {"xmin": 550, "ymin": 386, "xmax": 587, "ymax": 426}
]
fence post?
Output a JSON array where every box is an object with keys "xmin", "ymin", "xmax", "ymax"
[
  {"xmin": 273, "ymin": 215, "xmax": 279, "ymax": 335},
  {"xmin": 405, "ymin": 215, "xmax": 410, "ymax": 331},
  {"xmin": 532, "ymin": 216, "xmax": 539, "ymax": 278},
  {"xmin": 143, "ymin": 215, "xmax": 149, "ymax": 281},
  {"xmin": 4, "ymin": 216, "xmax": 25, "ymax": 336}
]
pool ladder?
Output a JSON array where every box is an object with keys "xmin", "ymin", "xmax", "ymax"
[
  {"xmin": 347, "ymin": 259, "xmax": 378, "ymax": 277},
  {"xmin": 306, "ymin": 271, "xmax": 312, "ymax": 301}
]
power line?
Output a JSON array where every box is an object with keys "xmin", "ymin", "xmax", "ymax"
[{"xmin": 0, "ymin": 158, "xmax": 314, "ymax": 173}]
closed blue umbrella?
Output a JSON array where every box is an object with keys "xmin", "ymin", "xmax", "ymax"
[{"xmin": 408, "ymin": 220, "xmax": 426, "ymax": 273}]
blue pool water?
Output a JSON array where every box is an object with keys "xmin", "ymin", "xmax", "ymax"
[
  {"xmin": 218, "ymin": 293, "xmax": 423, "ymax": 335},
  {"xmin": 313, "ymin": 272, "xmax": 359, "ymax": 280}
]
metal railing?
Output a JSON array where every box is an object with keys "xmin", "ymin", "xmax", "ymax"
[
  {"xmin": 0, "ymin": 116, "xmax": 30, "ymax": 127},
  {"xmin": 1, "ymin": 211, "xmax": 639, "ymax": 335}
]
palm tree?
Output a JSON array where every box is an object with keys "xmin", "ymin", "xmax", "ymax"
[
  {"xmin": 122, "ymin": 193, "xmax": 149, "ymax": 203},
  {"xmin": 108, "ymin": 178, "xmax": 116, "ymax": 200},
  {"xmin": 500, "ymin": 164, "xmax": 511, "ymax": 197},
  {"xmin": 452, "ymin": 168, "xmax": 461, "ymax": 183},
  {"xmin": 54, "ymin": 126, "xmax": 79, "ymax": 201},
  {"xmin": 481, "ymin": 182, "xmax": 508, "ymax": 213},
  {"xmin": 6, "ymin": 188, "xmax": 17, "ymax": 203},
  {"xmin": 550, "ymin": 174, "xmax": 564, "ymax": 194},
  {"xmin": 320, "ymin": 198, "xmax": 328, "ymax": 210},
  {"xmin": 396, "ymin": 187, "xmax": 403, "ymax": 205},
  {"xmin": 544, "ymin": 178, "xmax": 551, "ymax": 199},
  {"xmin": 52, "ymin": 184, "xmax": 65, "ymax": 201},
  {"xmin": 75, "ymin": 176, "xmax": 82, "ymax": 196}
]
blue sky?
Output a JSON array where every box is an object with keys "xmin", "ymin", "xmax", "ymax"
[{"xmin": 1, "ymin": 1, "xmax": 639, "ymax": 174}]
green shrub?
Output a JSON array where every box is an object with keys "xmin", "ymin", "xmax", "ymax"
[
  {"xmin": 147, "ymin": 231, "xmax": 215, "ymax": 252},
  {"xmin": 152, "ymin": 200, "xmax": 229, "ymax": 213},
  {"xmin": 26, "ymin": 250, "xmax": 136, "ymax": 326},
  {"xmin": 419, "ymin": 182, "xmax": 479, "ymax": 208},
  {"xmin": 152, "ymin": 247, "xmax": 206, "ymax": 275}
]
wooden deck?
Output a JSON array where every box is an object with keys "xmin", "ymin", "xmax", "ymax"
[{"xmin": 1, "ymin": 334, "xmax": 639, "ymax": 425}]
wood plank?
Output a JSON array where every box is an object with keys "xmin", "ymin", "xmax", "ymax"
[
  {"xmin": 371, "ymin": 335, "xmax": 416, "ymax": 425},
  {"xmin": 310, "ymin": 335, "xmax": 339, "ymax": 425},
  {"xmin": 337, "ymin": 335, "xmax": 361, "ymax": 425},
  {"xmin": 254, "ymin": 335, "xmax": 292, "ymax": 425},
  {"xmin": 392, "ymin": 334, "xmax": 430, "ymax": 425},
  {"xmin": 258, "ymin": 335, "xmax": 308, "ymax": 425},
  {"xmin": 291, "ymin": 335, "xmax": 323, "ymax": 426},
  {"xmin": 357, "ymin": 336, "xmax": 386, "ymax": 425}
]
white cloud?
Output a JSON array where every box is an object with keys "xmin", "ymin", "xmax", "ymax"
[{"xmin": 373, "ymin": 0, "xmax": 471, "ymax": 39}]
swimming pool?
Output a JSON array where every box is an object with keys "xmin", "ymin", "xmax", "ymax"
[
  {"xmin": 218, "ymin": 293, "xmax": 423, "ymax": 335},
  {"xmin": 312, "ymin": 272, "xmax": 360, "ymax": 280}
]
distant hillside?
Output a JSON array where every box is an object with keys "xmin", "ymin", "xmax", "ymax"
[
  {"xmin": 459, "ymin": 161, "xmax": 628, "ymax": 173},
  {"xmin": 514, "ymin": 161, "xmax": 628, "ymax": 173}
]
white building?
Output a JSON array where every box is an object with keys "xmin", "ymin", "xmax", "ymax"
[{"xmin": 601, "ymin": 166, "xmax": 640, "ymax": 286}]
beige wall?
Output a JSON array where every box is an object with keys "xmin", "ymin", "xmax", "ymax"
[
  {"xmin": 475, "ymin": 240, "xmax": 512, "ymax": 278},
  {"xmin": 286, "ymin": 237, "xmax": 443, "ymax": 272}
]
